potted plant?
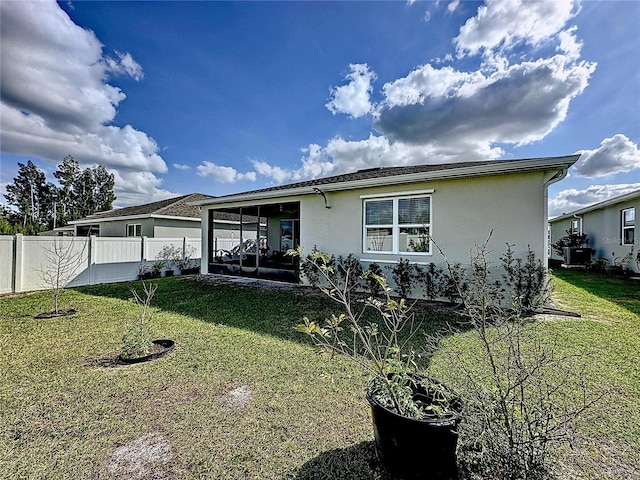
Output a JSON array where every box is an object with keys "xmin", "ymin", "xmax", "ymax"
[
  {"xmin": 118, "ymin": 282, "xmax": 174, "ymax": 364},
  {"xmin": 137, "ymin": 263, "xmax": 152, "ymax": 280},
  {"xmin": 290, "ymin": 248, "xmax": 462, "ymax": 479},
  {"xmin": 156, "ymin": 244, "xmax": 199, "ymax": 275},
  {"xmin": 150, "ymin": 260, "xmax": 164, "ymax": 278}
]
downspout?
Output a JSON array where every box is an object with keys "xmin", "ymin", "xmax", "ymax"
[{"xmin": 544, "ymin": 168, "xmax": 570, "ymax": 264}]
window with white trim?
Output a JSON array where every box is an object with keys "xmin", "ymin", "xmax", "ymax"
[
  {"xmin": 126, "ymin": 223, "xmax": 142, "ymax": 237},
  {"xmin": 570, "ymin": 218, "xmax": 580, "ymax": 234},
  {"xmin": 363, "ymin": 195, "xmax": 431, "ymax": 254},
  {"xmin": 621, "ymin": 207, "xmax": 635, "ymax": 245}
]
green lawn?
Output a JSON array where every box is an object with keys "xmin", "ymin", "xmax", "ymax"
[{"xmin": 0, "ymin": 271, "xmax": 638, "ymax": 479}]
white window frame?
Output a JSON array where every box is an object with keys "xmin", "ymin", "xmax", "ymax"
[
  {"xmin": 126, "ymin": 223, "xmax": 142, "ymax": 237},
  {"xmin": 621, "ymin": 207, "xmax": 635, "ymax": 246},
  {"xmin": 362, "ymin": 191, "xmax": 433, "ymax": 255},
  {"xmin": 570, "ymin": 218, "xmax": 581, "ymax": 234}
]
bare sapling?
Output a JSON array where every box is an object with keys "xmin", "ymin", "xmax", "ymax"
[
  {"xmin": 37, "ymin": 237, "xmax": 87, "ymax": 315},
  {"xmin": 121, "ymin": 281, "xmax": 158, "ymax": 360}
]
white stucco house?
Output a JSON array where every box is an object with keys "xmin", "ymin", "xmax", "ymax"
[
  {"xmin": 192, "ymin": 155, "xmax": 579, "ymax": 283},
  {"xmin": 549, "ymin": 189, "xmax": 639, "ymax": 274},
  {"xmin": 68, "ymin": 193, "xmax": 211, "ymax": 238}
]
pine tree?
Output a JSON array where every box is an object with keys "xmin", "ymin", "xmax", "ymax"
[{"xmin": 3, "ymin": 161, "xmax": 54, "ymax": 231}]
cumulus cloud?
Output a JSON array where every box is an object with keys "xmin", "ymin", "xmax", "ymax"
[
  {"xmin": 172, "ymin": 163, "xmax": 191, "ymax": 171},
  {"xmin": 376, "ymin": 55, "xmax": 595, "ymax": 147},
  {"xmin": 196, "ymin": 162, "xmax": 256, "ymax": 183},
  {"xmin": 299, "ymin": 0, "xmax": 594, "ymax": 181},
  {"xmin": 0, "ymin": 0, "xmax": 167, "ymax": 205},
  {"xmin": 454, "ymin": 0, "xmax": 578, "ymax": 57},
  {"xmin": 252, "ymin": 160, "xmax": 289, "ymax": 184},
  {"xmin": 573, "ymin": 134, "xmax": 640, "ymax": 178},
  {"xmin": 326, "ymin": 64, "xmax": 377, "ymax": 118},
  {"xmin": 245, "ymin": 133, "xmax": 504, "ymax": 185},
  {"xmin": 110, "ymin": 170, "xmax": 176, "ymax": 208},
  {"xmin": 549, "ymin": 183, "xmax": 640, "ymax": 217}
]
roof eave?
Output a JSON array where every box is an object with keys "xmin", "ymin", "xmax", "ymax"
[
  {"xmin": 69, "ymin": 214, "xmax": 201, "ymax": 225},
  {"xmin": 193, "ymin": 156, "xmax": 579, "ymax": 208},
  {"xmin": 549, "ymin": 188, "xmax": 640, "ymax": 222}
]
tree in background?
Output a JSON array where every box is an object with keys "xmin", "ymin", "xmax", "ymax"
[
  {"xmin": 53, "ymin": 155, "xmax": 81, "ymax": 226},
  {"xmin": 3, "ymin": 160, "xmax": 54, "ymax": 232},
  {"xmin": 3, "ymin": 156, "xmax": 116, "ymax": 233}
]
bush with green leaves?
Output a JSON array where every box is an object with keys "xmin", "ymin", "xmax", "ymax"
[
  {"xmin": 431, "ymin": 237, "xmax": 596, "ymax": 480},
  {"xmin": 387, "ymin": 258, "xmax": 417, "ymax": 299},
  {"xmin": 290, "ymin": 247, "xmax": 460, "ymax": 420},
  {"xmin": 551, "ymin": 230, "xmax": 589, "ymax": 257}
]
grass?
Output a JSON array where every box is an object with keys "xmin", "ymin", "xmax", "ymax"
[{"xmin": 0, "ymin": 271, "xmax": 638, "ymax": 479}]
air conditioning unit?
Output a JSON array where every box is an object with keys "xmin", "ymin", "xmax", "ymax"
[{"xmin": 563, "ymin": 247, "xmax": 592, "ymax": 265}]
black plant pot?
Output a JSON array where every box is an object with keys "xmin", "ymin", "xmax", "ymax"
[
  {"xmin": 117, "ymin": 339, "xmax": 175, "ymax": 365},
  {"xmin": 367, "ymin": 380, "xmax": 461, "ymax": 480}
]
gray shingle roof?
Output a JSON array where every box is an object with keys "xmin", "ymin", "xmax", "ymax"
[
  {"xmin": 78, "ymin": 193, "xmax": 213, "ymax": 221},
  {"xmin": 201, "ymin": 156, "xmax": 577, "ymax": 203}
]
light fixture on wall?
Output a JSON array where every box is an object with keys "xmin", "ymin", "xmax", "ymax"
[{"xmin": 313, "ymin": 188, "xmax": 331, "ymax": 209}]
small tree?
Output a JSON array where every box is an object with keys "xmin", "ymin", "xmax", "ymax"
[
  {"xmin": 551, "ymin": 229, "xmax": 589, "ymax": 257},
  {"xmin": 431, "ymin": 237, "xmax": 596, "ymax": 479},
  {"xmin": 36, "ymin": 238, "xmax": 87, "ymax": 316},
  {"xmin": 121, "ymin": 282, "xmax": 158, "ymax": 360}
]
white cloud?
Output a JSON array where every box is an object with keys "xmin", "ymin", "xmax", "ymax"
[
  {"xmin": 447, "ymin": 0, "xmax": 460, "ymax": 14},
  {"xmin": 110, "ymin": 170, "xmax": 176, "ymax": 208},
  {"xmin": 252, "ymin": 160, "xmax": 289, "ymax": 184},
  {"xmin": 326, "ymin": 64, "xmax": 377, "ymax": 118},
  {"xmin": 573, "ymin": 134, "xmax": 640, "ymax": 178},
  {"xmin": 381, "ymin": 64, "xmax": 487, "ymax": 108},
  {"xmin": 375, "ymin": 54, "xmax": 595, "ymax": 147},
  {"xmin": 549, "ymin": 183, "xmax": 640, "ymax": 217},
  {"xmin": 196, "ymin": 161, "xmax": 256, "ymax": 183},
  {"xmin": 250, "ymin": 133, "xmax": 504, "ymax": 185},
  {"xmin": 172, "ymin": 163, "xmax": 191, "ymax": 171},
  {"xmin": 105, "ymin": 51, "xmax": 144, "ymax": 81},
  {"xmin": 0, "ymin": 0, "xmax": 167, "ymax": 206},
  {"xmin": 557, "ymin": 26, "xmax": 583, "ymax": 61},
  {"xmin": 454, "ymin": 0, "xmax": 578, "ymax": 57}
]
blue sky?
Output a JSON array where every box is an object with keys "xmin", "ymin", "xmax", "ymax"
[{"xmin": 1, "ymin": 0, "xmax": 639, "ymax": 216}]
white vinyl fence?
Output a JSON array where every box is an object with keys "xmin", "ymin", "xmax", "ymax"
[{"xmin": 0, "ymin": 235, "xmax": 203, "ymax": 294}]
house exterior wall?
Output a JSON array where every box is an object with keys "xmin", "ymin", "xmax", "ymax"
[
  {"xmin": 299, "ymin": 171, "xmax": 549, "ymax": 270},
  {"xmin": 78, "ymin": 218, "xmax": 202, "ymax": 238},
  {"xmin": 153, "ymin": 218, "xmax": 202, "ymax": 238},
  {"xmin": 549, "ymin": 195, "xmax": 639, "ymax": 273},
  {"xmin": 95, "ymin": 218, "xmax": 155, "ymax": 237}
]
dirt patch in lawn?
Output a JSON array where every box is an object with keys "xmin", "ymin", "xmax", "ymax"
[
  {"xmin": 107, "ymin": 432, "xmax": 176, "ymax": 479},
  {"xmin": 216, "ymin": 383, "xmax": 252, "ymax": 411}
]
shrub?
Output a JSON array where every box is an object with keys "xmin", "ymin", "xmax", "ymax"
[
  {"xmin": 388, "ymin": 258, "xmax": 417, "ymax": 299},
  {"xmin": 551, "ymin": 230, "xmax": 589, "ymax": 257},
  {"xmin": 431, "ymin": 237, "xmax": 595, "ymax": 480},
  {"xmin": 121, "ymin": 282, "xmax": 157, "ymax": 360}
]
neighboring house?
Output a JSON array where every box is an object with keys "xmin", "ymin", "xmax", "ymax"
[
  {"xmin": 192, "ymin": 155, "xmax": 579, "ymax": 283},
  {"xmin": 549, "ymin": 189, "xmax": 639, "ymax": 273},
  {"xmin": 68, "ymin": 193, "xmax": 220, "ymax": 239}
]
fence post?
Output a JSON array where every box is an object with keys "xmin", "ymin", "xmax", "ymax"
[
  {"xmin": 88, "ymin": 235, "xmax": 96, "ymax": 285},
  {"xmin": 13, "ymin": 234, "xmax": 23, "ymax": 293},
  {"xmin": 141, "ymin": 236, "xmax": 148, "ymax": 261}
]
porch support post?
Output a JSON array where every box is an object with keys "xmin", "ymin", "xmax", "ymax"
[
  {"xmin": 256, "ymin": 205, "xmax": 261, "ymax": 278},
  {"xmin": 239, "ymin": 207, "xmax": 243, "ymax": 270}
]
